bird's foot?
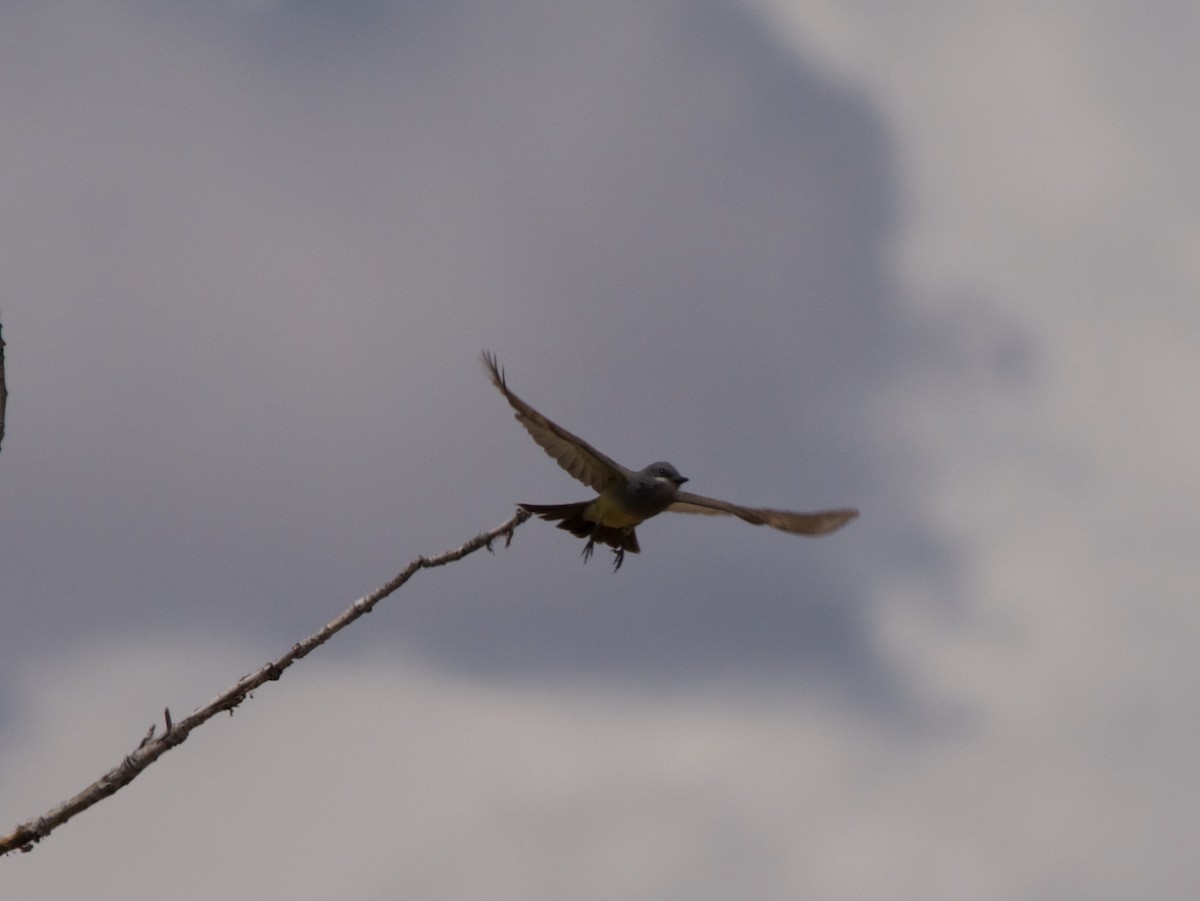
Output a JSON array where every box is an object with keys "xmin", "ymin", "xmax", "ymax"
[
  {"xmin": 581, "ymin": 539, "xmax": 596, "ymax": 564},
  {"xmin": 611, "ymin": 547, "xmax": 625, "ymax": 572}
]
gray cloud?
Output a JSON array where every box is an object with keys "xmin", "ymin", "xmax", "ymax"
[
  {"xmin": 0, "ymin": 0, "xmax": 962, "ymax": 705},
  {"xmin": 4, "ymin": 2, "xmax": 1197, "ymax": 898}
]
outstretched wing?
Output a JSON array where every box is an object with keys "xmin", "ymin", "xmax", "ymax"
[
  {"xmin": 482, "ymin": 351, "xmax": 630, "ymax": 492},
  {"xmin": 668, "ymin": 490, "xmax": 857, "ymax": 535}
]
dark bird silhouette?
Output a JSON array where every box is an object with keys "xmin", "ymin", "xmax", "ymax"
[{"xmin": 483, "ymin": 351, "xmax": 857, "ymax": 570}]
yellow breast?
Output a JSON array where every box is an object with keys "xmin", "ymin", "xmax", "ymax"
[{"xmin": 585, "ymin": 493, "xmax": 646, "ymax": 529}]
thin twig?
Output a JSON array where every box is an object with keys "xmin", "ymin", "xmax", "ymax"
[
  {"xmin": 0, "ymin": 319, "xmax": 8, "ymax": 454},
  {"xmin": 0, "ymin": 508, "xmax": 531, "ymax": 856}
]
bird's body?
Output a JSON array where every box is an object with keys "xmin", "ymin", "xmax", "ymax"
[
  {"xmin": 482, "ymin": 351, "xmax": 856, "ymax": 569},
  {"xmin": 519, "ymin": 461, "xmax": 687, "ymax": 567}
]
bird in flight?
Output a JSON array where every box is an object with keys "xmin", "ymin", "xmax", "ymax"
[{"xmin": 482, "ymin": 352, "xmax": 857, "ymax": 570}]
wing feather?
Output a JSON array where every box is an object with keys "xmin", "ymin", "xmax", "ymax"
[
  {"xmin": 482, "ymin": 351, "xmax": 628, "ymax": 492},
  {"xmin": 669, "ymin": 490, "xmax": 857, "ymax": 536}
]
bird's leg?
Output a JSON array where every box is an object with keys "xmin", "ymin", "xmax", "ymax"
[
  {"xmin": 579, "ymin": 519, "xmax": 601, "ymax": 564},
  {"xmin": 611, "ymin": 547, "xmax": 625, "ymax": 572}
]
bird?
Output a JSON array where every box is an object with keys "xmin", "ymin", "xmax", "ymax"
[{"xmin": 482, "ymin": 351, "xmax": 857, "ymax": 570}]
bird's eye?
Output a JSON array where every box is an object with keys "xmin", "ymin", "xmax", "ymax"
[{"xmin": 656, "ymin": 467, "xmax": 667, "ymax": 476}]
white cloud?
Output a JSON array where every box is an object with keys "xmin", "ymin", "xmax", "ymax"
[
  {"xmin": 4, "ymin": 635, "xmax": 1199, "ymax": 900},
  {"xmin": 748, "ymin": 1, "xmax": 1200, "ymax": 897}
]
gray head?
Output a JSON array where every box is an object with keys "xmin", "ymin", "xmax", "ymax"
[
  {"xmin": 639, "ymin": 461, "xmax": 688, "ymax": 486},
  {"xmin": 623, "ymin": 462, "xmax": 689, "ymax": 514}
]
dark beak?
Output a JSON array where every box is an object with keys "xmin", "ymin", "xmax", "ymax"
[{"xmin": 673, "ymin": 475, "xmax": 689, "ymax": 485}]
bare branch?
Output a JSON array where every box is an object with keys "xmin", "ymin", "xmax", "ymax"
[
  {"xmin": 0, "ymin": 319, "xmax": 7, "ymax": 454},
  {"xmin": 0, "ymin": 508, "xmax": 532, "ymax": 856}
]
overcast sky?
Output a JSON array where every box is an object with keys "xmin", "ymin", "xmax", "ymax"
[{"xmin": 1, "ymin": 1, "xmax": 1197, "ymax": 898}]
